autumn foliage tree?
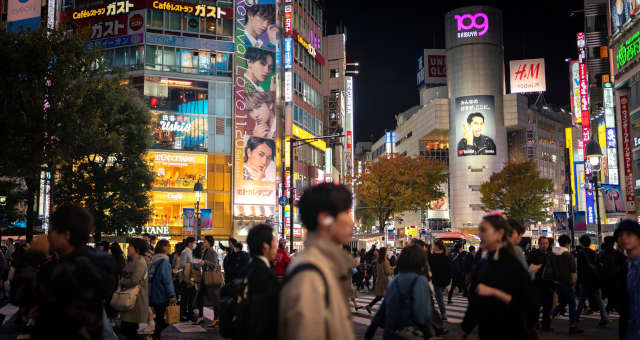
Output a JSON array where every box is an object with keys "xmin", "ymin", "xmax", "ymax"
[
  {"xmin": 351, "ymin": 155, "xmax": 448, "ymax": 234},
  {"xmin": 480, "ymin": 159, "xmax": 554, "ymax": 224}
]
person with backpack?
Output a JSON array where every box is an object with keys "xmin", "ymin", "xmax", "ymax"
[
  {"xmin": 364, "ymin": 244, "xmax": 434, "ymax": 340},
  {"xmin": 149, "ymin": 239, "xmax": 176, "ymax": 340},
  {"xmin": 551, "ymin": 234, "xmax": 583, "ymax": 334},
  {"xmin": 575, "ymin": 235, "xmax": 608, "ymax": 326},
  {"xmin": 527, "ymin": 236, "xmax": 555, "ymax": 331},
  {"xmin": 279, "ymin": 183, "xmax": 355, "ymax": 340},
  {"xmin": 460, "ymin": 214, "xmax": 535, "ymax": 340}
]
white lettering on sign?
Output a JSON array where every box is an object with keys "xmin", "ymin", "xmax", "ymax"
[
  {"xmin": 154, "ymin": 154, "xmax": 196, "ymax": 163},
  {"xmin": 509, "ymin": 58, "xmax": 546, "ymax": 93},
  {"xmin": 167, "ymin": 193, "xmax": 183, "ymax": 200}
]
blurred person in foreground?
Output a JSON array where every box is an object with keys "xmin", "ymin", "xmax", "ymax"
[
  {"xmin": 364, "ymin": 244, "xmax": 434, "ymax": 340},
  {"xmin": 279, "ymin": 183, "xmax": 355, "ymax": 340},
  {"xmin": 460, "ymin": 213, "xmax": 535, "ymax": 340},
  {"xmin": 610, "ymin": 220, "xmax": 640, "ymax": 340}
]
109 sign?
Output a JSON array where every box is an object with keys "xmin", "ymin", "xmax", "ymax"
[{"xmin": 454, "ymin": 12, "xmax": 489, "ymax": 38}]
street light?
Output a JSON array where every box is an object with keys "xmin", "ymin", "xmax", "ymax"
[
  {"xmin": 193, "ymin": 181, "xmax": 204, "ymax": 240},
  {"xmin": 585, "ymin": 139, "xmax": 603, "ymax": 245}
]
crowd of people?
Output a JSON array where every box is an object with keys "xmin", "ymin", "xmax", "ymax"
[{"xmin": 0, "ymin": 182, "xmax": 639, "ymax": 340}]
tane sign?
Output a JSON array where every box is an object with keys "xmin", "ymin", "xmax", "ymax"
[
  {"xmin": 509, "ymin": 58, "xmax": 546, "ymax": 93},
  {"xmin": 454, "ymin": 12, "xmax": 489, "ymax": 38}
]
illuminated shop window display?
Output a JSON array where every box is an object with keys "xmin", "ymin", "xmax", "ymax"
[
  {"xmin": 149, "ymin": 191, "xmax": 205, "ymax": 228},
  {"xmin": 146, "ymin": 152, "xmax": 207, "ymax": 189},
  {"xmin": 151, "ymin": 111, "xmax": 208, "ymax": 151}
]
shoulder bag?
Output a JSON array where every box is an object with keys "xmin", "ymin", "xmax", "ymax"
[
  {"xmin": 110, "ymin": 269, "xmax": 148, "ymax": 312},
  {"xmin": 203, "ymin": 249, "xmax": 225, "ymax": 287}
]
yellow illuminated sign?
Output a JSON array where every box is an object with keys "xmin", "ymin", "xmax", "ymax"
[
  {"xmin": 72, "ymin": 0, "xmax": 133, "ymax": 19},
  {"xmin": 152, "ymin": 1, "xmax": 226, "ymax": 18},
  {"xmin": 292, "ymin": 124, "xmax": 326, "ymax": 150},
  {"xmin": 296, "ymin": 34, "xmax": 316, "ymax": 58}
]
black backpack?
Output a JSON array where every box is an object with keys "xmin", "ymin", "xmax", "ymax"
[{"xmin": 541, "ymin": 252, "xmax": 555, "ymax": 281}]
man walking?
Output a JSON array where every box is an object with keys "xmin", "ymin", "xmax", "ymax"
[
  {"xmin": 279, "ymin": 183, "xmax": 355, "ymax": 340},
  {"xmin": 575, "ymin": 235, "xmax": 608, "ymax": 326},
  {"xmin": 527, "ymin": 236, "xmax": 554, "ymax": 331},
  {"xmin": 448, "ymin": 245, "xmax": 467, "ymax": 303},
  {"xmin": 552, "ymin": 235, "xmax": 583, "ymax": 334},
  {"xmin": 611, "ymin": 220, "xmax": 640, "ymax": 340},
  {"xmin": 429, "ymin": 240, "xmax": 452, "ymax": 321}
]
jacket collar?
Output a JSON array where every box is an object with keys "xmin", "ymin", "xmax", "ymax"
[
  {"xmin": 151, "ymin": 253, "xmax": 169, "ymax": 264},
  {"xmin": 304, "ymin": 232, "xmax": 353, "ymax": 277}
]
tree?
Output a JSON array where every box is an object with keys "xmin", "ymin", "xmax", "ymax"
[
  {"xmin": 52, "ymin": 79, "xmax": 153, "ymax": 240},
  {"xmin": 351, "ymin": 155, "xmax": 448, "ymax": 234},
  {"xmin": 480, "ymin": 159, "xmax": 554, "ymax": 224},
  {"xmin": 0, "ymin": 28, "xmax": 106, "ymax": 240},
  {"xmin": 355, "ymin": 207, "xmax": 377, "ymax": 233}
]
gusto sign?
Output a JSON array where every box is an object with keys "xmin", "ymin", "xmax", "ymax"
[{"xmin": 454, "ymin": 12, "xmax": 489, "ymax": 38}]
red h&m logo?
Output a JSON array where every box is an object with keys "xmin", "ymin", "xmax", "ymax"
[{"xmin": 514, "ymin": 63, "xmax": 540, "ymax": 80}]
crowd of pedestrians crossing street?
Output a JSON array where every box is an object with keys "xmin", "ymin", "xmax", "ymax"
[{"xmin": 0, "ymin": 183, "xmax": 638, "ymax": 339}]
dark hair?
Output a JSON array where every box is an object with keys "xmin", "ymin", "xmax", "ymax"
[
  {"xmin": 603, "ymin": 236, "xmax": 615, "ymax": 250},
  {"xmin": 50, "ymin": 203, "xmax": 93, "ymax": 247},
  {"xmin": 278, "ymin": 238, "xmax": 286, "ymax": 250},
  {"xmin": 466, "ymin": 112, "xmax": 485, "ymax": 124},
  {"xmin": 235, "ymin": 242, "xmax": 244, "ymax": 251},
  {"xmin": 109, "ymin": 242, "xmax": 124, "ymax": 256},
  {"xmin": 579, "ymin": 235, "xmax": 591, "ymax": 247},
  {"xmin": 433, "ymin": 239, "xmax": 445, "ymax": 252},
  {"xmin": 184, "ymin": 237, "xmax": 196, "ymax": 245},
  {"xmin": 193, "ymin": 243, "xmax": 203, "ymax": 258},
  {"xmin": 469, "ymin": 245, "xmax": 476, "ymax": 252},
  {"xmin": 411, "ymin": 238, "xmax": 427, "ymax": 249},
  {"xmin": 244, "ymin": 136, "xmax": 276, "ymax": 162},
  {"xmin": 229, "ymin": 238, "xmax": 238, "ymax": 247},
  {"xmin": 342, "ymin": 244, "xmax": 352, "ymax": 253},
  {"xmin": 558, "ymin": 234, "xmax": 571, "ymax": 247},
  {"xmin": 154, "ymin": 239, "xmax": 170, "ymax": 254},
  {"xmin": 298, "ymin": 183, "xmax": 353, "ymax": 231},
  {"xmin": 142, "ymin": 233, "xmax": 151, "ymax": 240},
  {"xmin": 246, "ymin": 4, "xmax": 275, "ymax": 22},
  {"xmin": 397, "ymin": 244, "xmax": 427, "ymax": 273},
  {"xmin": 128, "ymin": 238, "xmax": 148, "ymax": 256},
  {"xmin": 204, "ymin": 235, "xmax": 215, "ymax": 247},
  {"xmin": 538, "ymin": 236, "xmax": 548, "ymax": 244},
  {"xmin": 247, "ymin": 224, "xmax": 274, "ymax": 257},
  {"xmin": 507, "ymin": 218, "xmax": 525, "ymax": 236},
  {"xmin": 246, "ymin": 90, "xmax": 275, "ymax": 111},
  {"xmin": 377, "ymin": 247, "xmax": 387, "ymax": 262},
  {"xmin": 482, "ymin": 214, "xmax": 518, "ymax": 259},
  {"xmin": 175, "ymin": 241, "xmax": 185, "ymax": 255},
  {"xmin": 150, "ymin": 235, "xmax": 157, "ymax": 242},
  {"xmin": 246, "ymin": 47, "xmax": 274, "ymax": 66}
]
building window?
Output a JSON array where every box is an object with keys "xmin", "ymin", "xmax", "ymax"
[{"xmin": 330, "ymin": 69, "xmax": 339, "ymax": 78}]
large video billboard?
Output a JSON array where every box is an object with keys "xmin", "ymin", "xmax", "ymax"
[
  {"xmin": 454, "ymin": 95, "xmax": 497, "ymax": 157},
  {"xmin": 234, "ymin": 0, "xmax": 277, "ymax": 214},
  {"xmin": 610, "ymin": 0, "xmax": 640, "ymax": 36}
]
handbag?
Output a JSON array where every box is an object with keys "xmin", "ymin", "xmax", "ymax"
[
  {"xmin": 165, "ymin": 304, "xmax": 180, "ymax": 325},
  {"xmin": 110, "ymin": 270, "xmax": 147, "ymax": 312},
  {"xmin": 204, "ymin": 269, "xmax": 224, "ymax": 287}
]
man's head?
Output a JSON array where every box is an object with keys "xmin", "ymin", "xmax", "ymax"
[
  {"xmin": 433, "ymin": 240, "xmax": 445, "ymax": 253},
  {"xmin": 507, "ymin": 218, "xmax": 525, "ymax": 245},
  {"xmin": 466, "ymin": 112, "xmax": 485, "ymax": 138},
  {"xmin": 298, "ymin": 183, "xmax": 354, "ymax": 244},
  {"xmin": 245, "ymin": 5, "xmax": 274, "ymax": 37},
  {"xmin": 579, "ymin": 235, "xmax": 592, "ymax": 248},
  {"xmin": 558, "ymin": 234, "xmax": 571, "ymax": 248},
  {"xmin": 469, "ymin": 245, "xmax": 476, "ymax": 254},
  {"xmin": 538, "ymin": 236, "xmax": 550, "ymax": 251},
  {"xmin": 247, "ymin": 224, "xmax": 277, "ymax": 261},
  {"xmin": 49, "ymin": 203, "xmax": 93, "ymax": 254},
  {"xmin": 410, "ymin": 238, "xmax": 427, "ymax": 251},
  {"xmin": 245, "ymin": 48, "xmax": 274, "ymax": 82},
  {"xmin": 615, "ymin": 219, "xmax": 640, "ymax": 253},
  {"xmin": 184, "ymin": 237, "xmax": 196, "ymax": 249},
  {"xmin": 142, "ymin": 233, "xmax": 151, "ymax": 245}
]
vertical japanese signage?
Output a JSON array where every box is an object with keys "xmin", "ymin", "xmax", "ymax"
[
  {"xmin": 7, "ymin": 0, "xmax": 41, "ymax": 32},
  {"xmin": 345, "ymin": 77, "xmax": 354, "ymax": 176},
  {"xmin": 385, "ymin": 131, "xmax": 392, "ymax": 156},
  {"xmin": 578, "ymin": 33, "xmax": 590, "ymax": 143},
  {"xmin": 234, "ymin": 0, "xmax": 277, "ymax": 217},
  {"xmin": 570, "ymin": 61, "xmax": 582, "ymax": 124},
  {"xmin": 284, "ymin": 4, "xmax": 292, "ymax": 35},
  {"xmin": 604, "ymin": 82, "xmax": 619, "ymax": 185},
  {"xmin": 620, "ymin": 95, "xmax": 636, "ymax": 213}
]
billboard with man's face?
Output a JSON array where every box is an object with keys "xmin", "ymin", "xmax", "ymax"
[{"xmin": 454, "ymin": 95, "xmax": 497, "ymax": 157}]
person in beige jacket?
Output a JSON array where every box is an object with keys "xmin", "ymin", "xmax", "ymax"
[
  {"xmin": 120, "ymin": 238, "xmax": 150, "ymax": 340},
  {"xmin": 279, "ymin": 183, "xmax": 356, "ymax": 340}
]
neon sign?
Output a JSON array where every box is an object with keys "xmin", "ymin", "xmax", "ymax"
[
  {"xmin": 73, "ymin": 1, "xmax": 133, "ymax": 19},
  {"xmin": 454, "ymin": 12, "xmax": 488, "ymax": 38},
  {"xmin": 296, "ymin": 34, "xmax": 316, "ymax": 57},
  {"xmin": 152, "ymin": 1, "xmax": 226, "ymax": 18},
  {"xmin": 616, "ymin": 30, "xmax": 640, "ymax": 70}
]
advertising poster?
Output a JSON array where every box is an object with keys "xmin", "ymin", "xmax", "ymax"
[
  {"xmin": 509, "ymin": 58, "xmax": 546, "ymax": 93},
  {"xmin": 455, "ymin": 95, "xmax": 497, "ymax": 157},
  {"xmin": 7, "ymin": 0, "xmax": 41, "ymax": 32},
  {"xmin": 428, "ymin": 189, "xmax": 450, "ymax": 220},
  {"xmin": 200, "ymin": 209, "xmax": 212, "ymax": 231},
  {"xmin": 553, "ymin": 212, "xmax": 568, "ymax": 232},
  {"xmin": 574, "ymin": 211, "xmax": 587, "ymax": 232},
  {"xmin": 570, "ymin": 61, "xmax": 581, "ymax": 124},
  {"xmin": 150, "ymin": 111, "xmax": 207, "ymax": 152},
  {"xmin": 234, "ymin": 0, "xmax": 277, "ymax": 214},
  {"xmin": 602, "ymin": 184, "xmax": 627, "ymax": 214},
  {"xmin": 183, "ymin": 208, "xmax": 195, "ymax": 234},
  {"xmin": 610, "ymin": 0, "xmax": 639, "ymax": 35}
]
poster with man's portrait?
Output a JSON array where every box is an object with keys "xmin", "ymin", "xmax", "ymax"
[
  {"xmin": 241, "ymin": 1, "xmax": 277, "ymax": 51},
  {"xmin": 455, "ymin": 95, "xmax": 497, "ymax": 157}
]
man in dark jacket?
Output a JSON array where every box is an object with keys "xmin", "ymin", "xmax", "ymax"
[
  {"xmin": 551, "ymin": 234, "xmax": 582, "ymax": 334},
  {"xmin": 224, "ymin": 239, "xmax": 250, "ymax": 284},
  {"xmin": 243, "ymin": 224, "xmax": 279, "ymax": 340},
  {"xmin": 611, "ymin": 220, "xmax": 640, "ymax": 340},
  {"xmin": 599, "ymin": 236, "xmax": 627, "ymax": 313},
  {"xmin": 527, "ymin": 236, "xmax": 554, "ymax": 331},
  {"xmin": 575, "ymin": 235, "xmax": 608, "ymax": 326},
  {"xmin": 429, "ymin": 240, "xmax": 451, "ymax": 320},
  {"xmin": 34, "ymin": 203, "xmax": 116, "ymax": 340},
  {"xmin": 448, "ymin": 245, "xmax": 467, "ymax": 303}
]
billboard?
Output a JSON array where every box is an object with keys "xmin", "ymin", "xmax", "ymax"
[
  {"xmin": 234, "ymin": 0, "xmax": 277, "ymax": 216},
  {"xmin": 7, "ymin": 0, "xmax": 41, "ymax": 32},
  {"xmin": 183, "ymin": 208, "xmax": 195, "ymax": 234},
  {"xmin": 620, "ymin": 94, "xmax": 636, "ymax": 213},
  {"xmin": 509, "ymin": 58, "xmax": 546, "ymax": 93},
  {"xmin": 601, "ymin": 184, "xmax": 627, "ymax": 214},
  {"xmin": 574, "ymin": 211, "xmax": 587, "ymax": 231},
  {"xmin": 427, "ymin": 188, "xmax": 449, "ymax": 219},
  {"xmin": 553, "ymin": 212, "xmax": 568, "ymax": 232},
  {"xmin": 417, "ymin": 49, "xmax": 446, "ymax": 88},
  {"xmin": 200, "ymin": 209, "xmax": 212, "ymax": 231},
  {"xmin": 454, "ymin": 95, "xmax": 496, "ymax": 157},
  {"xmin": 610, "ymin": 0, "xmax": 640, "ymax": 36},
  {"xmin": 570, "ymin": 61, "xmax": 581, "ymax": 124}
]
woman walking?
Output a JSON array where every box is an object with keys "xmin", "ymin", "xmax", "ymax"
[
  {"xmin": 194, "ymin": 236, "xmax": 221, "ymax": 327},
  {"xmin": 364, "ymin": 244, "xmax": 434, "ymax": 340},
  {"xmin": 120, "ymin": 238, "xmax": 150, "ymax": 340},
  {"xmin": 149, "ymin": 239, "xmax": 176, "ymax": 340},
  {"xmin": 460, "ymin": 214, "xmax": 535, "ymax": 340},
  {"xmin": 362, "ymin": 247, "xmax": 392, "ymax": 314}
]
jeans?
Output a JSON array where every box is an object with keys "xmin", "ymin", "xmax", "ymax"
[
  {"xmin": 152, "ymin": 303, "xmax": 168, "ymax": 340},
  {"xmin": 553, "ymin": 283, "xmax": 577, "ymax": 325},
  {"xmin": 576, "ymin": 287, "xmax": 606, "ymax": 321},
  {"xmin": 535, "ymin": 281, "xmax": 554, "ymax": 327},
  {"xmin": 433, "ymin": 286, "xmax": 447, "ymax": 318}
]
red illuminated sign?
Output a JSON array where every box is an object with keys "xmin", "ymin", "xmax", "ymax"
[{"xmin": 284, "ymin": 5, "xmax": 292, "ymax": 35}]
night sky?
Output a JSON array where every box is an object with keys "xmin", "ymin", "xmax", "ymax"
[{"xmin": 325, "ymin": 0, "xmax": 584, "ymax": 143}]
